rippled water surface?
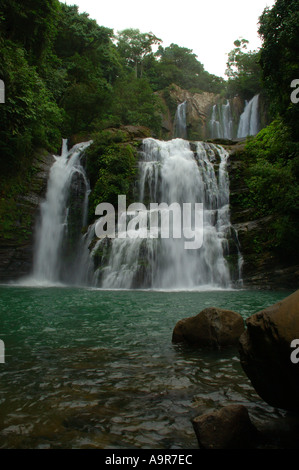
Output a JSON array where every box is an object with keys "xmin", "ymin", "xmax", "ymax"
[{"xmin": 0, "ymin": 286, "xmax": 292, "ymax": 449}]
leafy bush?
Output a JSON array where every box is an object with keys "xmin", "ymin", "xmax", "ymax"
[
  {"xmin": 241, "ymin": 119, "xmax": 299, "ymax": 259},
  {"xmin": 86, "ymin": 141, "xmax": 138, "ymax": 222},
  {"xmin": 0, "ymin": 40, "xmax": 63, "ymax": 178}
]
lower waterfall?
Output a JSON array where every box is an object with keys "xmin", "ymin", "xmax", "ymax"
[
  {"xmin": 29, "ymin": 137, "xmax": 242, "ymax": 289},
  {"xmin": 32, "ymin": 139, "xmax": 92, "ymax": 284},
  {"xmin": 93, "ymin": 138, "xmax": 241, "ymax": 290}
]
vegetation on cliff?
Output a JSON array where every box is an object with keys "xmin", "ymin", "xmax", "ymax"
[
  {"xmin": 232, "ymin": 119, "xmax": 299, "ymax": 263},
  {"xmin": 234, "ymin": 0, "xmax": 299, "ymax": 264}
]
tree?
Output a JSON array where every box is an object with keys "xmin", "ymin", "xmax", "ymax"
[
  {"xmin": 110, "ymin": 74, "xmax": 163, "ymax": 135},
  {"xmin": 116, "ymin": 28, "xmax": 161, "ymax": 78},
  {"xmin": 0, "ymin": 39, "xmax": 63, "ymax": 176},
  {"xmin": 225, "ymin": 39, "xmax": 262, "ymax": 99},
  {"xmin": 53, "ymin": 4, "xmax": 122, "ymax": 134},
  {"xmin": 258, "ymin": 0, "xmax": 299, "ymax": 139},
  {"xmin": 0, "ymin": 0, "xmax": 60, "ymax": 65},
  {"xmin": 154, "ymin": 43, "xmax": 204, "ymax": 90},
  {"xmin": 143, "ymin": 43, "xmax": 225, "ymax": 93},
  {"xmin": 226, "ymin": 39, "xmax": 249, "ymax": 78},
  {"xmin": 54, "ymin": 4, "xmax": 121, "ymax": 83}
]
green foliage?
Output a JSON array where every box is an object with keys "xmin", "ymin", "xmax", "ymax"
[
  {"xmin": 0, "ymin": 1, "xmax": 123, "ymax": 184},
  {"xmin": 54, "ymin": 4, "xmax": 113, "ymax": 57},
  {"xmin": 53, "ymin": 4, "xmax": 121, "ymax": 135},
  {"xmin": 0, "ymin": 0, "xmax": 231, "ymax": 186},
  {"xmin": 237, "ymin": 0, "xmax": 299, "ymax": 262},
  {"xmin": 85, "ymin": 129, "xmax": 129, "ymax": 185},
  {"xmin": 143, "ymin": 43, "xmax": 226, "ymax": 94},
  {"xmin": 54, "ymin": 3, "xmax": 121, "ymax": 84},
  {"xmin": 225, "ymin": 39, "xmax": 262, "ymax": 99},
  {"xmin": 244, "ymin": 119, "xmax": 295, "ymax": 162},
  {"xmin": 258, "ymin": 0, "xmax": 299, "ymax": 139},
  {"xmin": 240, "ymin": 119, "xmax": 299, "ymax": 260},
  {"xmin": 0, "ymin": 39, "xmax": 63, "ymax": 177},
  {"xmin": 86, "ymin": 142, "xmax": 138, "ymax": 221},
  {"xmin": 0, "ymin": 157, "xmax": 43, "ymax": 241},
  {"xmin": 245, "ymin": 159, "xmax": 297, "ymax": 215},
  {"xmin": 0, "ymin": 0, "xmax": 60, "ymax": 64},
  {"xmin": 116, "ymin": 28, "xmax": 161, "ymax": 79},
  {"xmin": 111, "ymin": 75, "xmax": 163, "ymax": 135}
]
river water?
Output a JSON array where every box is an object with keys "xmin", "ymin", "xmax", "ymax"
[{"xmin": 0, "ymin": 285, "xmax": 291, "ymax": 449}]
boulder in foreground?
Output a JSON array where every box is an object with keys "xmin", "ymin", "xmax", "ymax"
[
  {"xmin": 192, "ymin": 405, "xmax": 258, "ymax": 449},
  {"xmin": 239, "ymin": 289, "xmax": 299, "ymax": 411},
  {"xmin": 172, "ymin": 307, "xmax": 245, "ymax": 349}
]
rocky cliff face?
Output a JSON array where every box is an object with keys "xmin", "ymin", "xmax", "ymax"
[
  {"xmin": 159, "ymin": 84, "xmax": 246, "ymax": 141},
  {"xmin": 168, "ymin": 84, "xmax": 220, "ymax": 140},
  {"xmin": 0, "ymin": 150, "xmax": 54, "ymax": 282},
  {"xmin": 158, "ymin": 84, "xmax": 219, "ymax": 139},
  {"xmin": 227, "ymin": 142, "xmax": 299, "ymax": 290}
]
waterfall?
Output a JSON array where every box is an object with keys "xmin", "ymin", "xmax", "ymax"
[
  {"xmin": 173, "ymin": 101, "xmax": 187, "ymax": 139},
  {"xmin": 32, "ymin": 139, "xmax": 92, "ymax": 284},
  {"xmin": 209, "ymin": 101, "xmax": 233, "ymax": 140},
  {"xmin": 27, "ymin": 135, "xmax": 242, "ymax": 290},
  {"xmin": 237, "ymin": 94, "xmax": 260, "ymax": 138},
  {"xmin": 94, "ymin": 138, "xmax": 235, "ymax": 290},
  {"xmin": 210, "ymin": 105, "xmax": 221, "ymax": 139}
]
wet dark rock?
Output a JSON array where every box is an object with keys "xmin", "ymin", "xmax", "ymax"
[
  {"xmin": 0, "ymin": 150, "xmax": 54, "ymax": 282},
  {"xmin": 239, "ymin": 289, "xmax": 299, "ymax": 411},
  {"xmin": 192, "ymin": 404, "xmax": 258, "ymax": 449},
  {"xmin": 172, "ymin": 307, "xmax": 245, "ymax": 349}
]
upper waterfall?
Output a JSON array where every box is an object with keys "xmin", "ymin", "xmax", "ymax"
[
  {"xmin": 173, "ymin": 101, "xmax": 187, "ymax": 139},
  {"xmin": 208, "ymin": 94, "xmax": 261, "ymax": 140},
  {"xmin": 209, "ymin": 101, "xmax": 233, "ymax": 140},
  {"xmin": 237, "ymin": 94, "xmax": 260, "ymax": 138}
]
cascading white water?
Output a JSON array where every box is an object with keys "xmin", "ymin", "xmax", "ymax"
[
  {"xmin": 32, "ymin": 139, "xmax": 92, "ymax": 284},
  {"xmin": 95, "ymin": 138, "xmax": 234, "ymax": 290},
  {"xmin": 209, "ymin": 101, "xmax": 233, "ymax": 140},
  {"xmin": 237, "ymin": 94, "xmax": 260, "ymax": 138},
  {"xmin": 222, "ymin": 101, "xmax": 234, "ymax": 139},
  {"xmin": 210, "ymin": 105, "xmax": 221, "ymax": 139},
  {"xmin": 173, "ymin": 101, "xmax": 187, "ymax": 139}
]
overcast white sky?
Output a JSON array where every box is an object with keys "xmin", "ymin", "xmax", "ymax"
[{"xmin": 63, "ymin": 0, "xmax": 276, "ymax": 78}]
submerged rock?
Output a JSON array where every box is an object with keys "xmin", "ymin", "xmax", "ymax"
[
  {"xmin": 192, "ymin": 405, "xmax": 258, "ymax": 449},
  {"xmin": 239, "ymin": 289, "xmax": 299, "ymax": 411},
  {"xmin": 172, "ymin": 307, "xmax": 245, "ymax": 349}
]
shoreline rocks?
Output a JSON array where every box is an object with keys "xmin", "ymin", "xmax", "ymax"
[
  {"xmin": 192, "ymin": 405, "xmax": 258, "ymax": 449},
  {"xmin": 239, "ymin": 289, "xmax": 299, "ymax": 411},
  {"xmin": 172, "ymin": 307, "xmax": 245, "ymax": 349},
  {"xmin": 175, "ymin": 294, "xmax": 299, "ymax": 448}
]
